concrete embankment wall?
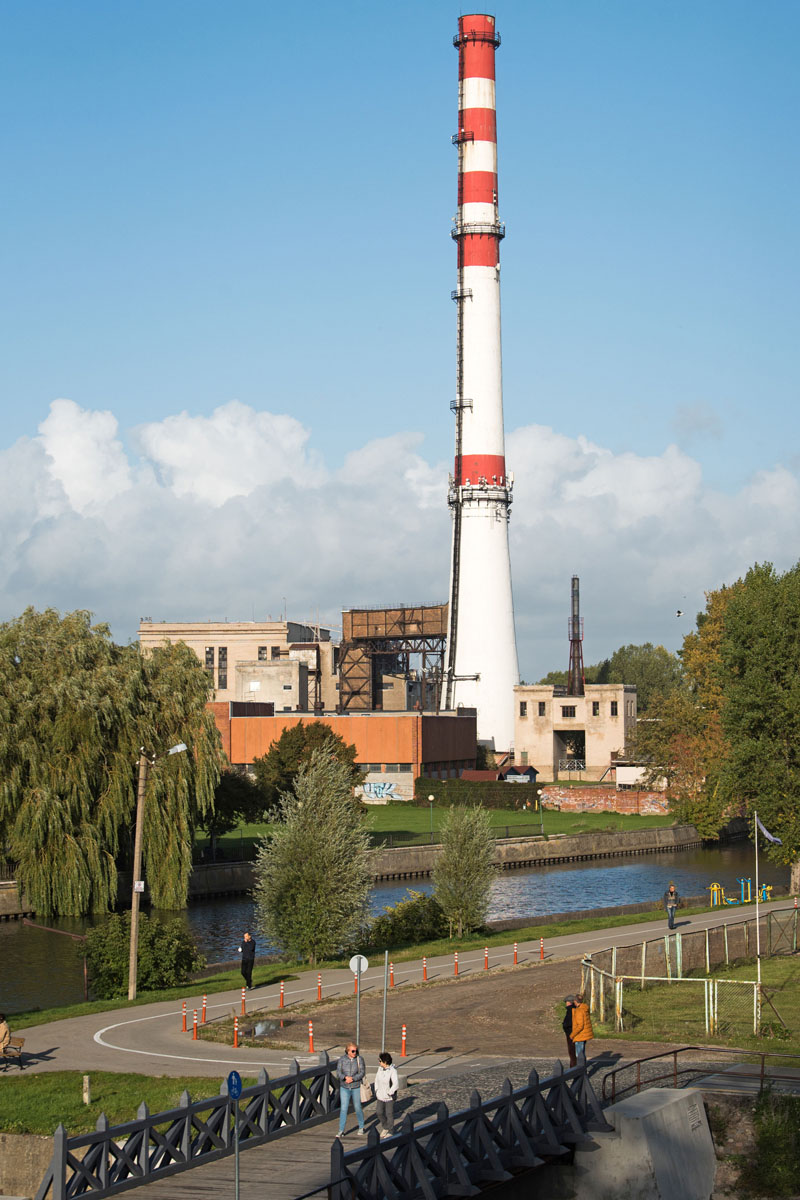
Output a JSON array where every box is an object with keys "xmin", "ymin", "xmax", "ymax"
[{"xmin": 370, "ymin": 823, "xmax": 703, "ymax": 881}]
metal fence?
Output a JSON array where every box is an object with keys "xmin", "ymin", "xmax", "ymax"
[
  {"xmin": 581, "ymin": 909, "xmax": 799, "ymax": 1039},
  {"xmin": 331, "ymin": 1064, "xmax": 609, "ymax": 1200},
  {"xmin": 35, "ymin": 1055, "xmax": 340, "ymax": 1200}
]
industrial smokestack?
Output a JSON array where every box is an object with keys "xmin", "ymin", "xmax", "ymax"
[
  {"xmin": 442, "ymin": 13, "xmax": 519, "ymax": 750},
  {"xmin": 567, "ymin": 575, "xmax": 585, "ymax": 697}
]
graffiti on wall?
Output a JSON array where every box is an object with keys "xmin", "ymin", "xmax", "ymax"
[{"xmin": 362, "ymin": 781, "xmax": 399, "ymax": 800}]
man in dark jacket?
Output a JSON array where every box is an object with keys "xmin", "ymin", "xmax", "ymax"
[
  {"xmin": 663, "ymin": 883, "xmax": 680, "ymax": 930},
  {"xmin": 238, "ymin": 932, "xmax": 256, "ymax": 988},
  {"xmin": 562, "ymin": 996, "xmax": 577, "ymax": 1067}
]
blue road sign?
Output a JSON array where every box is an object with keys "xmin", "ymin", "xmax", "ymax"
[{"xmin": 227, "ymin": 1070, "xmax": 243, "ymax": 1099}]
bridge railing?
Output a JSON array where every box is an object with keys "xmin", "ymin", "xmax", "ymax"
[
  {"xmin": 331, "ymin": 1063, "xmax": 610, "ymax": 1200},
  {"xmin": 35, "ymin": 1054, "xmax": 340, "ymax": 1200}
]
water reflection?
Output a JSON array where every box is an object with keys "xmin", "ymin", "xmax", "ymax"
[{"xmin": 0, "ymin": 842, "xmax": 787, "ymax": 1015}]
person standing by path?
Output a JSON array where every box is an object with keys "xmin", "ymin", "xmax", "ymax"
[
  {"xmin": 562, "ymin": 997, "xmax": 577, "ymax": 1068},
  {"xmin": 663, "ymin": 882, "xmax": 680, "ymax": 930},
  {"xmin": 238, "ymin": 932, "xmax": 256, "ymax": 989},
  {"xmin": 336, "ymin": 1043, "xmax": 366, "ymax": 1138},
  {"xmin": 374, "ymin": 1052, "xmax": 399, "ymax": 1138},
  {"xmin": 570, "ymin": 994, "xmax": 594, "ymax": 1063}
]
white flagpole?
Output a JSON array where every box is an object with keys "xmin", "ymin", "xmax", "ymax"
[{"xmin": 754, "ymin": 809, "xmax": 762, "ymax": 988}]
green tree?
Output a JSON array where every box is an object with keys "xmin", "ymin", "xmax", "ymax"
[
  {"xmin": 605, "ymin": 643, "xmax": 683, "ymax": 712},
  {"xmin": 198, "ymin": 769, "xmax": 269, "ymax": 859},
  {"xmin": 716, "ymin": 562, "xmax": 800, "ymax": 891},
  {"xmin": 84, "ymin": 913, "xmax": 205, "ymax": 999},
  {"xmin": 253, "ymin": 748, "xmax": 372, "ymax": 964},
  {"xmin": 433, "ymin": 806, "xmax": 495, "ymax": 938},
  {"xmin": 0, "ymin": 608, "xmax": 223, "ymax": 915},
  {"xmin": 251, "ymin": 721, "xmax": 363, "ymax": 811}
]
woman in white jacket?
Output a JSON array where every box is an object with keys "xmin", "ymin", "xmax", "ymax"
[{"xmin": 373, "ymin": 1052, "xmax": 399, "ymax": 1138}]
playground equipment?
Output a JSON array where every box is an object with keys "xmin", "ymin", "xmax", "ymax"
[{"xmin": 708, "ymin": 879, "xmax": 772, "ymax": 906}]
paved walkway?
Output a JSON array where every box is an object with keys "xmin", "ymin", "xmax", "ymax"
[{"xmin": 15, "ymin": 899, "xmax": 796, "ymax": 1082}]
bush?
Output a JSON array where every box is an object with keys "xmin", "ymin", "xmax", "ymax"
[
  {"xmin": 413, "ymin": 778, "xmax": 539, "ymax": 810},
  {"xmin": 364, "ymin": 891, "xmax": 448, "ymax": 951},
  {"xmin": 84, "ymin": 913, "xmax": 206, "ymax": 999},
  {"xmin": 738, "ymin": 1091, "xmax": 800, "ymax": 1196}
]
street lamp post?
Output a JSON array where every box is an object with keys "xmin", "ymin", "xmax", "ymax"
[
  {"xmin": 536, "ymin": 789, "xmax": 545, "ymax": 839},
  {"xmin": 128, "ymin": 742, "xmax": 187, "ymax": 1001},
  {"xmin": 428, "ymin": 794, "xmax": 435, "ymax": 843}
]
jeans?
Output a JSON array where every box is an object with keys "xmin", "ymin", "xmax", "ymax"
[
  {"xmin": 338, "ymin": 1086, "xmax": 364, "ymax": 1134},
  {"xmin": 667, "ymin": 907, "xmax": 676, "ymax": 929},
  {"xmin": 574, "ymin": 1040, "xmax": 587, "ymax": 1061}
]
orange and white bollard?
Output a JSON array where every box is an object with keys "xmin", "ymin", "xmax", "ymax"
[
  {"xmin": 354, "ymin": 973, "xmax": 358, "ymax": 995},
  {"xmin": 540, "ymin": 937, "xmax": 544, "ymax": 962},
  {"xmin": 308, "ymin": 1020, "xmax": 314, "ymax": 1053},
  {"xmin": 454, "ymin": 952, "xmax": 459, "ymax": 977},
  {"xmin": 389, "ymin": 962, "xmax": 395, "ymax": 987},
  {"xmin": 513, "ymin": 942, "xmax": 518, "ymax": 965},
  {"xmin": 233, "ymin": 1016, "xmax": 239, "ymax": 1049},
  {"xmin": 279, "ymin": 981, "xmax": 285, "ymax": 1008},
  {"xmin": 241, "ymin": 987, "xmax": 246, "ymax": 1016},
  {"xmin": 484, "ymin": 946, "xmax": 489, "ymax": 971},
  {"xmin": 317, "ymin": 973, "xmax": 322, "ymax": 1001},
  {"xmin": 192, "ymin": 1010, "xmax": 198, "ymax": 1040},
  {"xmin": 401, "ymin": 1024, "xmax": 407, "ymax": 1057},
  {"xmin": 201, "ymin": 994, "xmax": 207, "ymax": 1024},
  {"xmin": 422, "ymin": 956, "xmax": 427, "ymax": 981},
  {"xmin": 181, "ymin": 1001, "xmax": 187, "ymax": 1032}
]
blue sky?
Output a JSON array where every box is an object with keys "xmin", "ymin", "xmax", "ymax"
[{"xmin": 0, "ymin": 1, "xmax": 798, "ymax": 680}]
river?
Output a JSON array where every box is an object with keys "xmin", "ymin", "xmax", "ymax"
[{"xmin": 0, "ymin": 842, "xmax": 787, "ymax": 1015}]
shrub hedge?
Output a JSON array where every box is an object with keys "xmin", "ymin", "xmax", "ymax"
[{"xmin": 413, "ymin": 778, "xmax": 539, "ymax": 809}]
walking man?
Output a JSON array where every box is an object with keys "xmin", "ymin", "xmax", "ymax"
[
  {"xmin": 570, "ymin": 994, "xmax": 594, "ymax": 1063},
  {"xmin": 663, "ymin": 882, "xmax": 680, "ymax": 930},
  {"xmin": 336, "ymin": 1043, "xmax": 366, "ymax": 1138},
  {"xmin": 238, "ymin": 932, "xmax": 256, "ymax": 989}
]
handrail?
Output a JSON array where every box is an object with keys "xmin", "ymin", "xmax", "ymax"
[
  {"xmin": 35, "ymin": 1054, "xmax": 339, "ymax": 1200},
  {"xmin": 602, "ymin": 1045, "xmax": 800, "ymax": 1104}
]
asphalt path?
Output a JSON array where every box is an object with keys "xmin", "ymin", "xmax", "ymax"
[{"xmin": 14, "ymin": 899, "xmax": 795, "ymax": 1081}]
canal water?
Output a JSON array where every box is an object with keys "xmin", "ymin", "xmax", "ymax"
[{"xmin": 0, "ymin": 842, "xmax": 787, "ymax": 1015}]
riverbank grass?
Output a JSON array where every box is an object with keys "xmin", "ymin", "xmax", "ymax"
[{"xmin": 0, "ymin": 1071, "xmax": 260, "ymax": 1136}]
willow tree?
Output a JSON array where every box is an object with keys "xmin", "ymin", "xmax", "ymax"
[
  {"xmin": 0, "ymin": 608, "xmax": 222, "ymax": 915},
  {"xmin": 433, "ymin": 805, "xmax": 495, "ymax": 938}
]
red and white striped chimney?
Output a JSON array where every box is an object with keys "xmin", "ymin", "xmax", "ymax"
[{"xmin": 442, "ymin": 13, "xmax": 518, "ymax": 751}]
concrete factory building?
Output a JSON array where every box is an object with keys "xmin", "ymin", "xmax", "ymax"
[
  {"xmin": 138, "ymin": 619, "xmax": 339, "ymax": 713},
  {"xmin": 441, "ymin": 14, "xmax": 519, "ymax": 753},
  {"xmin": 513, "ymin": 682, "xmax": 637, "ymax": 782}
]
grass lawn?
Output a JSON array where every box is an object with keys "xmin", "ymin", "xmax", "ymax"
[
  {"xmin": 196, "ymin": 804, "xmax": 675, "ymax": 857},
  {"xmin": 0, "ymin": 1071, "xmax": 261, "ymax": 1136},
  {"xmin": 594, "ymin": 954, "xmax": 800, "ymax": 1054}
]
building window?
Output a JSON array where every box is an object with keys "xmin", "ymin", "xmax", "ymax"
[
  {"xmin": 368, "ymin": 763, "xmax": 383, "ymax": 772},
  {"xmin": 271, "ymin": 645, "xmax": 281, "ymax": 659},
  {"xmin": 519, "ymin": 701, "xmax": 527, "ymax": 717},
  {"xmin": 561, "ymin": 705, "xmax": 576, "ymax": 718},
  {"xmin": 538, "ymin": 702, "xmax": 546, "ymax": 717},
  {"xmin": 611, "ymin": 701, "xmax": 618, "ymax": 716},
  {"xmin": 283, "ymin": 684, "xmax": 292, "ymax": 690},
  {"xmin": 592, "ymin": 701, "xmax": 600, "ymax": 716},
  {"xmin": 398, "ymin": 763, "xmax": 412, "ymax": 772},
  {"xmin": 282, "ymin": 706, "xmax": 292, "ymax": 712},
  {"xmin": 258, "ymin": 646, "xmax": 267, "ymax": 661},
  {"xmin": 385, "ymin": 763, "xmax": 399, "ymax": 772},
  {"xmin": 204, "ymin": 646, "xmax": 214, "ymax": 672}
]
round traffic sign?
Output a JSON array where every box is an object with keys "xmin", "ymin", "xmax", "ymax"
[
  {"xmin": 227, "ymin": 1070, "xmax": 243, "ymax": 1099},
  {"xmin": 349, "ymin": 954, "xmax": 368, "ymax": 975}
]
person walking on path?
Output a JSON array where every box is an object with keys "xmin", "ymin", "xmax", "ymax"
[
  {"xmin": 570, "ymin": 994, "xmax": 594, "ymax": 1062},
  {"xmin": 238, "ymin": 932, "xmax": 256, "ymax": 989},
  {"xmin": 374, "ymin": 1052, "xmax": 399, "ymax": 1138},
  {"xmin": 336, "ymin": 1043, "xmax": 366, "ymax": 1138},
  {"xmin": 663, "ymin": 882, "xmax": 680, "ymax": 930},
  {"xmin": 562, "ymin": 997, "xmax": 577, "ymax": 1068}
]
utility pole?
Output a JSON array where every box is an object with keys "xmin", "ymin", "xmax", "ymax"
[{"xmin": 128, "ymin": 748, "xmax": 152, "ymax": 1001}]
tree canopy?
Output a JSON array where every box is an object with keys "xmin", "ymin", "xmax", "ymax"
[
  {"xmin": 198, "ymin": 769, "xmax": 269, "ymax": 858},
  {"xmin": 250, "ymin": 720, "xmax": 363, "ymax": 811},
  {"xmin": 253, "ymin": 748, "xmax": 372, "ymax": 964},
  {"xmin": 0, "ymin": 608, "xmax": 223, "ymax": 915},
  {"xmin": 433, "ymin": 805, "xmax": 495, "ymax": 938}
]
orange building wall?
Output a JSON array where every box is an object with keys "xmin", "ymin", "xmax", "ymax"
[{"xmin": 208, "ymin": 702, "xmax": 231, "ymax": 760}]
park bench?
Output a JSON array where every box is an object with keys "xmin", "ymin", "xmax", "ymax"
[{"xmin": 2, "ymin": 1035, "xmax": 25, "ymax": 1070}]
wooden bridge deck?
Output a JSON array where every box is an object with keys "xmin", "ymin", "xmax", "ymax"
[{"xmin": 135, "ymin": 1116, "xmax": 343, "ymax": 1200}]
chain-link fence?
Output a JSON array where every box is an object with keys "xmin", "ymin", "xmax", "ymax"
[{"xmin": 581, "ymin": 909, "xmax": 799, "ymax": 1038}]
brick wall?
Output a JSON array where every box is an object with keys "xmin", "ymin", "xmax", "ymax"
[{"xmin": 541, "ymin": 785, "xmax": 669, "ymax": 816}]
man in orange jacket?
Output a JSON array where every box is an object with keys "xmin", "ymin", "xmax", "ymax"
[{"xmin": 569, "ymin": 994, "xmax": 594, "ymax": 1062}]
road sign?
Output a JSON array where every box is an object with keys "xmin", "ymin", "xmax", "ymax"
[
  {"xmin": 133, "ymin": 881, "xmax": 144, "ymax": 893},
  {"xmin": 227, "ymin": 1070, "xmax": 242, "ymax": 1099},
  {"xmin": 349, "ymin": 954, "xmax": 368, "ymax": 975}
]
